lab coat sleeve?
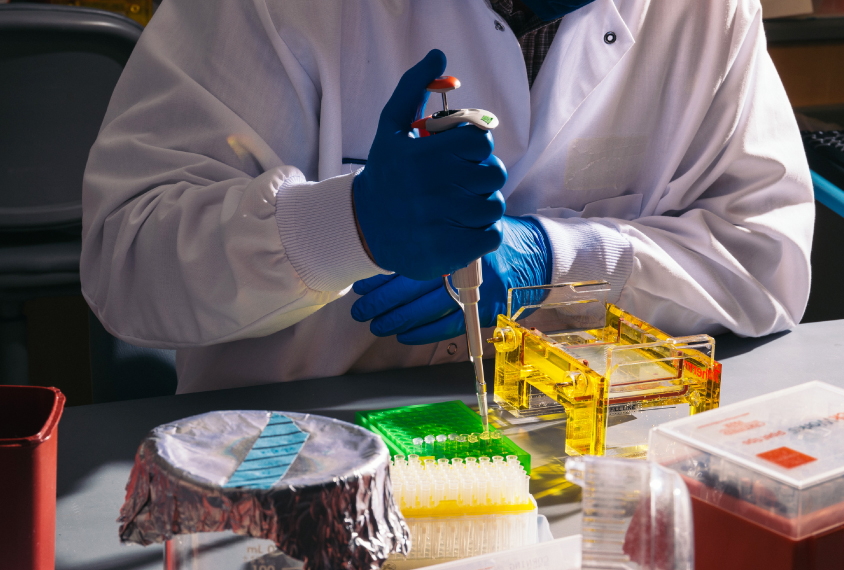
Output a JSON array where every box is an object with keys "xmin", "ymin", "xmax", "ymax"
[
  {"xmin": 533, "ymin": 3, "xmax": 813, "ymax": 338},
  {"xmin": 81, "ymin": 0, "xmax": 385, "ymax": 349}
]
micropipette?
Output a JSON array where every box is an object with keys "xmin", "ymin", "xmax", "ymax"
[
  {"xmin": 445, "ymin": 259, "xmax": 489, "ymax": 432},
  {"xmin": 411, "ymin": 76, "xmax": 499, "ymax": 433}
]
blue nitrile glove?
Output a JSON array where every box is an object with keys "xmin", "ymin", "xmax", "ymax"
[
  {"xmin": 352, "ymin": 49, "xmax": 507, "ymax": 281},
  {"xmin": 351, "ymin": 216, "xmax": 552, "ymax": 345},
  {"xmin": 520, "ymin": 0, "xmax": 596, "ymax": 21}
]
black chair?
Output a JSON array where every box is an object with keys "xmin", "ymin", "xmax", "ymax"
[
  {"xmin": 0, "ymin": 4, "xmax": 155, "ymax": 388},
  {"xmin": 88, "ymin": 311, "xmax": 177, "ymax": 402}
]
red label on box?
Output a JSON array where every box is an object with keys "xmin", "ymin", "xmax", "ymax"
[{"xmin": 757, "ymin": 446, "xmax": 817, "ymax": 469}]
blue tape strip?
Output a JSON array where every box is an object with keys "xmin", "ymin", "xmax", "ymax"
[
  {"xmin": 812, "ymin": 170, "xmax": 844, "ymax": 219},
  {"xmin": 224, "ymin": 413, "xmax": 308, "ymax": 490}
]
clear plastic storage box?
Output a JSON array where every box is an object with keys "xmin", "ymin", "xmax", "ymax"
[
  {"xmin": 648, "ymin": 381, "xmax": 844, "ymax": 570},
  {"xmin": 565, "ymin": 455, "xmax": 694, "ymax": 570}
]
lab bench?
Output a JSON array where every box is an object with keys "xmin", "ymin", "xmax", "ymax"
[{"xmin": 54, "ymin": 318, "xmax": 844, "ymax": 570}]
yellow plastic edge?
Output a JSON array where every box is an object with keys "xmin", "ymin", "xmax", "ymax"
[{"xmin": 400, "ymin": 495, "xmax": 537, "ymax": 518}]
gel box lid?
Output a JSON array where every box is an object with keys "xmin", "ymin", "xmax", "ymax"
[{"xmin": 648, "ymin": 381, "xmax": 844, "ymax": 539}]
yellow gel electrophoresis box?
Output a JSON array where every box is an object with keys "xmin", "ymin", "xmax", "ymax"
[
  {"xmin": 49, "ymin": 0, "xmax": 153, "ymax": 26},
  {"xmin": 491, "ymin": 280, "xmax": 721, "ymax": 460}
]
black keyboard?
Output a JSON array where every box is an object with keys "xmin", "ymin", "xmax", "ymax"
[
  {"xmin": 800, "ymin": 130, "xmax": 844, "ymax": 324},
  {"xmin": 802, "ymin": 130, "xmax": 844, "ymax": 189}
]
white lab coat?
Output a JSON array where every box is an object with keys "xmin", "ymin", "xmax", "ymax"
[{"xmin": 82, "ymin": 0, "xmax": 813, "ymax": 393}]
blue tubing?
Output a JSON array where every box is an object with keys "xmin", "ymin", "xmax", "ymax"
[{"xmin": 812, "ymin": 170, "xmax": 844, "ymax": 219}]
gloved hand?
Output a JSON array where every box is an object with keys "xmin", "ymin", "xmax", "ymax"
[
  {"xmin": 352, "ymin": 49, "xmax": 507, "ymax": 281},
  {"xmin": 351, "ymin": 216, "xmax": 552, "ymax": 345}
]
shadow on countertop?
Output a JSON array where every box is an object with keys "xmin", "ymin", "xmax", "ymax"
[{"xmin": 714, "ymin": 329, "xmax": 791, "ymax": 360}]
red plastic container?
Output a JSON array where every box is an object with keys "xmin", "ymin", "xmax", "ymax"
[
  {"xmin": 0, "ymin": 386, "xmax": 65, "ymax": 570},
  {"xmin": 687, "ymin": 480, "xmax": 844, "ymax": 570},
  {"xmin": 649, "ymin": 382, "xmax": 844, "ymax": 570}
]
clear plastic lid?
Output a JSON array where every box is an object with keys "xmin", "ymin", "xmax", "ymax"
[
  {"xmin": 565, "ymin": 456, "xmax": 694, "ymax": 570},
  {"xmin": 648, "ymin": 381, "xmax": 844, "ymax": 539}
]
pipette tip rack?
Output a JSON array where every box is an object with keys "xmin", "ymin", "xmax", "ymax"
[
  {"xmin": 392, "ymin": 453, "xmax": 533, "ymax": 516},
  {"xmin": 388, "ymin": 454, "xmax": 539, "ymax": 562}
]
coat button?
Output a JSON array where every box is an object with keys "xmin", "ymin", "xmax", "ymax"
[
  {"xmin": 494, "ymin": 20, "xmax": 505, "ymax": 31},
  {"xmin": 447, "ymin": 343, "xmax": 458, "ymax": 355},
  {"xmin": 604, "ymin": 31, "xmax": 617, "ymax": 44}
]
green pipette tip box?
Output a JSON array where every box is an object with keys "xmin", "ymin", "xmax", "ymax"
[{"xmin": 355, "ymin": 400, "xmax": 531, "ymax": 474}]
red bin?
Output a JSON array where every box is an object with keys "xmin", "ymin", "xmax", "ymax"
[{"xmin": 0, "ymin": 386, "xmax": 65, "ymax": 570}]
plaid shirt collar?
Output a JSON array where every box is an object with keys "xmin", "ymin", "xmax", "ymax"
[
  {"xmin": 489, "ymin": 0, "xmax": 563, "ymax": 87},
  {"xmin": 490, "ymin": 0, "xmax": 555, "ymax": 38}
]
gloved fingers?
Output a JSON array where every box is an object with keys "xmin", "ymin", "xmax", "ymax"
[
  {"xmin": 397, "ymin": 311, "xmax": 466, "ymax": 345},
  {"xmin": 370, "ymin": 286, "xmax": 459, "ymax": 336},
  {"xmin": 352, "ymin": 274, "xmax": 397, "ymax": 296},
  {"xmin": 379, "ymin": 50, "xmax": 447, "ymax": 134},
  {"xmin": 351, "ymin": 275, "xmax": 443, "ymax": 322},
  {"xmin": 440, "ymin": 154, "xmax": 508, "ymax": 195},
  {"xmin": 446, "ymin": 220, "xmax": 505, "ymax": 261},
  {"xmin": 447, "ymin": 189, "xmax": 506, "ymax": 229},
  {"xmin": 422, "ymin": 126, "xmax": 495, "ymax": 163}
]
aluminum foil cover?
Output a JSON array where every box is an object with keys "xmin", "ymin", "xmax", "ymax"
[{"xmin": 118, "ymin": 411, "xmax": 410, "ymax": 570}]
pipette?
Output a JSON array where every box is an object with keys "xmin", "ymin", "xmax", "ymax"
[
  {"xmin": 411, "ymin": 76, "xmax": 498, "ymax": 433},
  {"xmin": 446, "ymin": 259, "xmax": 489, "ymax": 432}
]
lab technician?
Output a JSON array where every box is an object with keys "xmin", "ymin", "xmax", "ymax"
[{"xmin": 81, "ymin": 0, "xmax": 813, "ymax": 393}]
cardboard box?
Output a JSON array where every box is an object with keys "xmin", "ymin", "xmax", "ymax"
[{"xmin": 762, "ymin": 0, "xmax": 814, "ymax": 18}]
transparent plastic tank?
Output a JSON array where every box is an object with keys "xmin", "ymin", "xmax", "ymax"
[
  {"xmin": 565, "ymin": 455, "xmax": 694, "ymax": 570},
  {"xmin": 490, "ymin": 280, "xmax": 721, "ymax": 459}
]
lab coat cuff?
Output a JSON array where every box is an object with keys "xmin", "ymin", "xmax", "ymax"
[
  {"xmin": 275, "ymin": 171, "xmax": 390, "ymax": 293},
  {"xmin": 529, "ymin": 215, "xmax": 633, "ymax": 303}
]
